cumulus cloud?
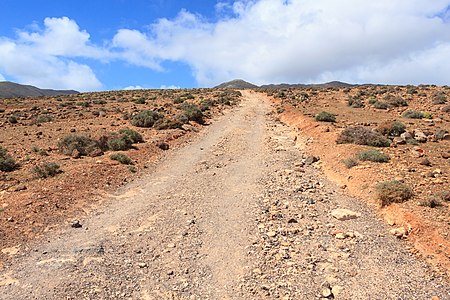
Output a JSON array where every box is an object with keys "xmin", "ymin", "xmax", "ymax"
[
  {"xmin": 0, "ymin": 17, "xmax": 103, "ymax": 91},
  {"xmin": 124, "ymin": 85, "xmax": 146, "ymax": 90},
  {"xmin": 111, "ymin": 0, "xmax": 450, "ymax": 86}
]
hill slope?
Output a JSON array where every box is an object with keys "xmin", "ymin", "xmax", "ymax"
[
  {"xmin": 0, "ymin": 81, "xmax": 79, "ymax": 98},
  {"xmin": 215, "ymin": 79, "xmax": 259, "ymax": 89}
]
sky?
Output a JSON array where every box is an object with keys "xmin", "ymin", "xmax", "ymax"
[{"xmin": 0, "ymin": 0, "xmax": 450, "ymax": 92}]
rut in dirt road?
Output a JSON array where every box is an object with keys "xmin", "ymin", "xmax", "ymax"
[{"xmin": 0, "ymin": 91, "xmax": 449, "ymax": 300}]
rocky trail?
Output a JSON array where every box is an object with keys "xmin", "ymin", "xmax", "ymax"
[{"xmin": 0, "ymin": 91, "xmax": 449, "ymax": 299}]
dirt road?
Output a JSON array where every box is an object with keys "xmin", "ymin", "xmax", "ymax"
[{"xmin": 0, "ymin": 91, "xmax": 449, "ymax": 299}]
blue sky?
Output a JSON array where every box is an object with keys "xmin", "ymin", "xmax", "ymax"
[{"xmin": 1, "ymin": 1, "xmax": 450, "ymax": 91}]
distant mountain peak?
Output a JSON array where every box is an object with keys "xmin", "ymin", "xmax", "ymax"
[
  {"xmin": 0, "ymin": 81, "xmax": 79, "ymax": 98},
  {"xmin": 214, "ymin": 79, "xmax": 258, "ymax": 89}
]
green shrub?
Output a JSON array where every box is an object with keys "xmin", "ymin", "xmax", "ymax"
[
  {"xmin": 342, "ymin": 157, "xmax": 359, "ymax": 169},
  {"xmin": 373, "ymin": 101, "xmax": 389, "ymax": 109},
  {"xmin": 402, "ymin": 110, "xmax": 423, "ymax": 119},
  {"xmin": 153, "ymin": 118, "xmax": 183, "ymax": 130},
  {"xmin": 432, "ymin": 92, "xmax": 447, "ymax": 104},
  {"xmin": 178, "ymin": 103, "xmax": 204, "ymax": 124},
  {"xmin": 31, "ymin": 146, "xmax": 49, "ymax": 156},
  {"xmin": 357, "ymin": 149, "xmax": 390, "ymax": 163},
  {"xmin": 422, "ymin": 111, "xmax": 432, "ymax": 119},
  {"xmin": 110, "ymin": 153, "xmax": 133, "ymax": 165},
  {"xmin": 119, "ymin": 128, "xmax": 144, "ymax": 143},
  {"xmin": 0, "ymin": 147, "xmax": 19, "ymax": 172},
  {"xmin": 34, "ymin": 114, "xmax": 53, "ymax": 123},
  {"xmin": 106, "ymin": 134, "xmax": 133, "ymax": 151},
  {"xmin": 315, "ymin": 111, "xmax": 336, "ymax": 122},
  {"xmin": 77, "ymin": 101, "xmax": 91, "ymax": 107},
  {"xmin": 337, "ymin": 126, "xmax": 390, "ymax": 147},
  {"xmin": 386, "ymin": 96, "xmax": 408, "ymax": 107},
  {"xmin": 32, "ymin": 162, "xmax": 61, "ymax": 178},
  {"xmin": 93, "ymin": 100, "xmax": 107, "ymax": 105},
  {"xmin": 376, "ymin": 180, "xmax": 413, "ymax": 206},
  {"xmin": 58, "ymin": 134, "xmax": 100, "ymax": 156},
  {"xmin": 347, "ymin": 97, "xmax": 364, "ymax": 108},
  {"xmin": 376, "ymin": 121, "xmax": 406, "ymax": 136},
  {"xmin": 133, "ymin": 98, "xmax": 146, "ymax": 104},
  {"xmin": 130, "ymin": 110, "xmax": 162, "ymax": 127}
]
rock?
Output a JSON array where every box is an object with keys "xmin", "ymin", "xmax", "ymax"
[
  {"xmin": 71, "ymin": 149, "xmax": 81, "ymax": 159},
  {"xmin": 14, "ymin": 184, "xmax": 27, "ymax": 192},
  {"xmin": 393, "ymin": 137, "xmax": 406, "ymax": 145},
  {"xmin": 71, "ymin": 220, "xmax": 82, "ymax": 228},
  {"xmin": 400, "ymin": 132, "xmax": 413, "ymax": 140},
  {"xmin": 267, "ymin": 231, "xmax": 277, "ymax": 237},
  {"xmin": 321, "ymin": 287, "xmax": 332, "ymax": 297},
  {"xmin": 419, "ymin": 158, "xmax": 432, "ymax": 166},
  {"xmin": 138, "ymin": 262, "xmax": 148, "ymax": 268},
  {"xmin": 158, "ymin": 142, "xmax": 170, "ymax": 150},
  {"xmin": 390, "ymin": 227, "xmax": 408, "ymax": 238},
  {"xmin": 335, "ymin": 233, "xmax": 347, "ymax": 239},
  {"xmin": 332, "ymin": 286, "xmax": 343, "ymax": 297},
  {"xmin": 414, "ymin": 130, "xmax": 427, "ymax": 143},
  {"xmin": 442, "ymin": 134, "xmax": 450, "ymax": 141},
  {"xmin": 305, "ymin": 156, "xmax": 320, "ymax": 165},
  {"xmin": 331, "ymin": 209, "xmax": 361, "ymax": 221},
  {"xmin": 88, "ymin": 148, "xmax": 103, "ymax": 157}
]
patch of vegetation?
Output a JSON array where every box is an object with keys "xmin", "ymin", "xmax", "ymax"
[
  {"xmin": 402, "ymin": 110, "xmax": 431, "ymax": 119},
  {"xmin": 432, "ymin": 92, "xmax": 447, "ymax": 104},
  {"xmin": 93, "ymin": 99, "xmax": 107, "ymax": 105},
  {"xmin": 130, "ymin": 110, "xmax": 162, "ymax": 128},
  {"xmin": 110, "ymin": 153, "xmax": 133, "ymax": 165},
  {"xmin": 31, "ymin": 146, "xmax": 49, "ymax": 156},
  {"xmin": 337, "ymin": 126, "xmax": 390, "ymax": 147},
  {"xmin": 0, "ymin": 146, "xmax": 19, "ymax": 172},
  {"xmin": 357, "ymin": 149, "xmax": 390, "ymax": 163},
  {"xmin": 119, "ymin": 128, "xmax": 144, "ymax": 143},
  {"xmin": 153, "ymin": 118, "xmax": 183, "ymax": 130},
  {"xmin": 376, "ymin": 121, "xmax": 406, "ymax": 137},
  {"xmin": 342, "ymin": 157, "xmax": 359, "ymax": 169},
  {"xmin": 315, "ymin": 111, "xmax": 336, "ymax": 122},
  {"xmin": 34, "ymin": 114, "xmax": 53, "ymax": 123},
  {"xmin": 418, "ymin": 197, "xmax": 442, "ymax": 208},
  {"xmin": 8, "ymin": 115, "xmax": 18, "ymax": 124},
  {"xmin": 106, "ymin": 133, "xmax": 133, "ymax": 151},
  {"xmin": 373, "ymin": 101, "xmax": 389, "ymax": 110},
  {"xmin": 128, "ymin": 165, "xmax": 137, "ymax": 173},
  {"xmin": 177, "ymin": 103, "xmax": 204, "ymax": 124},
  {"xmin": 442, "ymin": 105, "xmax": 450, "ymax": 113},
  {"xmin": 347, "ymin": 96, "xmax": 364, "ymax": 108},
  {"xmin": 385, "ymin": 96, "xmax": 408, "ymax": 107},
  {"xmin": 77, "ymin": 101, "xmax": 91, "ymax": 108},
  {"xmin": 32, "ymin": 162, "xmax": 61, "ymax": 178},
  {"xmin": 376, "ymin": 180, "xmax": 413, "ymax": 207},
  {"xmin": 58, "ymin": 134, "xmax": 100, "ymax": 156},
  {"xmin": 133, "ymin": 98, "xmax": 146, "ymax": 104}
]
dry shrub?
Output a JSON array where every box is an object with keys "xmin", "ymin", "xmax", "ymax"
[
  {"xmin": 337, "ymin": 126, "xmax": 390, "ymax": 147},
  {"xmin": 376, "ymin": 180, "xmax": 413, "ymax": 207}
]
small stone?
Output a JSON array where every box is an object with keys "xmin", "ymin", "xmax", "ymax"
[
  {"xmin": 71, "ymin": 220, "xmax": 82, "ymax": 228},
  {"xmin": 305, "ymin": 156, "xmax": 320, "ymax": 165},
  {"xmin": 138, "ymin": 262, "xmax": 148, "ymax": 268},
  {"xmin": 390, "ymin": 227, "xmax": 407, "ymax": 238},
  {"xmin": 331, "ymin": 286, "xmax": 343, "ymax": 296},
  {"xmin": 267, "ymin": 231, "xmax": 277, "ymax": 237},
  {"xmin": 419, "ymin": 158, "xmax": 432, "ymax": 166},
  {"xmin": 335, "ymin": 233, "xmax": 347, "ymax": 239},
  {"xmin": 158, "ymin": 142, "xmax": 170, "ymax": 150},
  {"xmin": 331, "ymin": 209, "xmax": 361, "ymax": 221},
  {"xmin": 167, "ymin": 243, "xmax": 176, "ymax": 248},
  {"xmin": 321, "ymin": 287, "xmax": 332, "ymax": 297}
]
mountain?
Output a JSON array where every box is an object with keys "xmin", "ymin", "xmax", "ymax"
[
  {"xmin": 214, "ymin": 79, "xmax": 259, "ymax": 89},
  {"xmin": 215, "ymin": 79, "xmax": 355, "ymax": 89},
  {"xmin": 260, "ymin": 81, "xmax": 354, "ymax": 89},
  {"xmin": 0, "ymin": 81, "xmax": 79, "ymax": 98}
]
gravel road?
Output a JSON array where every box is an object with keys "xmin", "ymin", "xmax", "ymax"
[{"xmin": 0, "ymin": 91, "xmax": 448, "ymax": 299}]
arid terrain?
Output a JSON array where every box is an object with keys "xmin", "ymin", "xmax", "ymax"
[{"xmin": 0, "ymin": 86, "xmax": 449, "ymax": 299}]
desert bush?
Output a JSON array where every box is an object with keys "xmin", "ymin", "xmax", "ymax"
[
  {"xmin": 133, "ymin": 98, "xmax": 146, "ymax": 104},
  {"xmin": 376, "ymin": 180, "xmax": 413, "ymax": 206},
  {"xmin": 119, "ymin": 128, "xmax": 144, "ymax": 143},
  {"xmin": 128, "ymin": 165, "xmax": 137, "ymax": 173},
  {"xmin": 153, "ymin": 118, "xmax": 183, "ymax": 130},
  {"xmin": 422, "ymin": 111, "xmax": 432, "ymax": 119},
  {"xmin": 441, "ymin": 105, "xmax": 450, "ymax": 113},
  {"xmin": 110, "ymin": 153, "xmax": 133, "ymax": 165},
  {"xmin": 418, "ymin": 197, "xmax": 442, "ymax": 208},
  {"xmin": 315, "ymin": 111, "xmax": 336, "ymax": 122},
  {"xmin": 93, "ymin": 100, "xmax": 107, "ymax": 105},
  {"xmin": 432, "ymin": 92, "xmax": 447, "ymax": 104},
  {"xmin": 32, "ymin": 162, "xmax": 61, "ymax": 178},
  {"xmin": 373, "ymin": 101, "xmax": 389, "ymax": 109},
  {"xmin": 337, "ymin": 126, "xmax": 390, "ymax": 147},
  {"xmin": 347, "ymin": 97, "xmax": 364, "ymax": 108},
  {"xmin": 178, "ymin": 103, "xmax": 204, "ymax": 124},
  {"xmin": 130, "ymin": 110, "xmax": 162, "ymax": 128},
  {"xmin": 357, "ymin": 149, "xmax": 390, "ymax": 163},
  {"xmin": 402, "ymin": 110, "xmax": 424, "ymax": 119},
  {"xmin": 106, "ymin": 133, "xmax": 133, "ymax": 151},
  {"xmin": 434, "ymin": 129, "xmax": 448, "ymax": 140},
  {"xmin": 376, "ymin": 121, "xmax": 406, "ymax": 136},
  {"xmin": 31, "ymin": 146, "xmax": 49, "ymax": 156},
  {"xmin": 342, "ymin": 157, "xmax": 359, "ymax": 169},
  {"xmin": 58, "ymin": 134, "xmax": 100, "ymax": 156},
  {"xmin": 0, "ymin": 147, "xmax": 19, "ymax": 172},
  {"xmin": 386, "ymin": 96, "xmax": 408, "ymax": 107},
  {"xmin": 77, "ymin": 101, "xmax": 91, "ymax": 107},
  {"xmin": 34, "ymin": 114, "xmax": 53, "ymax": 123}
]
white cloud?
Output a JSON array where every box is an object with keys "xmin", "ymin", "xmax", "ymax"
[
  {"xmin": 0, "ymin": 73, "xmax": 5, "ymax": 81},
  {"xmin": 160, "ymin": 85, "xmax": 181, "ymax": 89},
  {"xmin": 111, "ymin": 0, "xmax": 450, "ymax": 86},
  {"xmin": 124, "ymin": 85, "xmax": 146, "ymax": 90},
  {"xmin": 0, "ymin": 17, "xmax": 103, "ymax": 91}
]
